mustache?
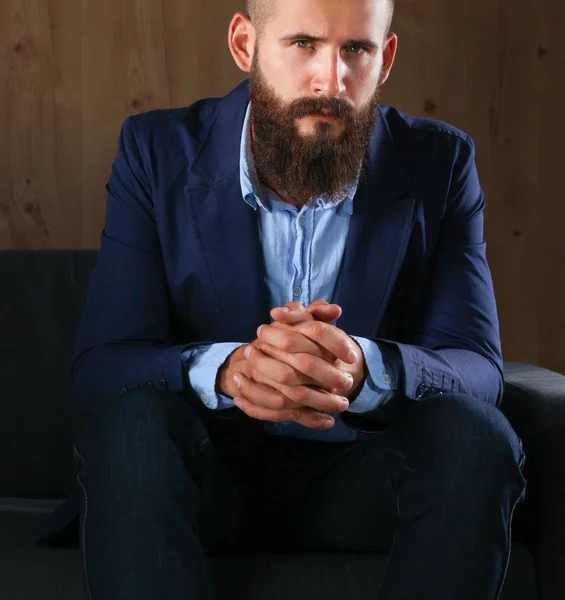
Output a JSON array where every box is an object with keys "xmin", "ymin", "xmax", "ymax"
[{"xmin": 286, "ymin": 96, "xmax": 355, "ymax": 120}]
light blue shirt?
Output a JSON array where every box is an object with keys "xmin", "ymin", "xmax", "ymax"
[{"xmin": 182, "ymin": 103, "xmax": 397, "ymax": 442}]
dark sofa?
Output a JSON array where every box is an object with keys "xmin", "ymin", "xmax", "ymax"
[{"xmin": 1, "ymin": 249, "xmax": 564, "ymax": 599}]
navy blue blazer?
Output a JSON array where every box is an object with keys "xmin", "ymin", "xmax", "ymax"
[
  {"xmin": 37, "ymin": 79, "xmax": 505, "ymax": 545},
  {"xmin": 72, "ymin": 79, "xmax": 503, "ymax": 415}
]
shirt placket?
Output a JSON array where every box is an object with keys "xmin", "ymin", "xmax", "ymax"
[{"xmin": 290, "ymin": 208, "xmax": 312, "ymax": 305}]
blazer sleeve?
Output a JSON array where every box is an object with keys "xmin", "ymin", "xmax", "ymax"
[
  {"xmin": 344, "ymin": 135, "xmax": 503, "ymax": 435},
  {"xmin": 394, "ymin": 135, "xmax": 503, "ymax": 405},
  {"xmin": 71, "ymin": 117, "xmax": 191, "ymax": 414}
]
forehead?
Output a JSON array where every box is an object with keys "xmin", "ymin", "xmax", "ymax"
[{"xmin": 265, "ymin": 0, "xmax": 390, "ymax": 40}]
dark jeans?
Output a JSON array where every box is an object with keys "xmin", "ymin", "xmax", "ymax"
[{"xmin": 74, "ymin": 389, "xmax": 526, "ymax": 600}]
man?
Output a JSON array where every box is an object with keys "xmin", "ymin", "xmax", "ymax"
[{"xmin": 59, "ymin": 0, "xmax": 527, "ymax": 598}]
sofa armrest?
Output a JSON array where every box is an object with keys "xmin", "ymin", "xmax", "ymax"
[{"xmin": 500, "ymin": 362, "xmax": 565, "ymax": 600}]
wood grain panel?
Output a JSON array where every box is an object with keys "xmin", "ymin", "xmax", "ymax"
[
  {"xmin": 0, "ymin": 0, "xmax": 563, "ymax": 371},
  {"xmin": 80, "ymin": 0, "xmax": 243, "ymax": 245},
  {"xmin": 387, "ymin": 0, "xmax": 564, "ymax": 371},
  {"xmin": 82, "ymin": 0, "xmax": 167, "ymax": 244},
  {"xmin": 2, "ymin": 0, "xmax": 60, "ymax": 248},
  {"xmin": 533, "ymin": 0, "xmax": 565, "ymax": 373},
  {"xmin": 0, "ymin": 0, "xmax": 10, "ymax": 244}
]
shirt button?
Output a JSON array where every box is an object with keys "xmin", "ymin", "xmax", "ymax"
[
  {"xmin": 299, "ymin": 215, "xmax": 306, "ymax": 225},
  {"xmin": 382, "ymin": 374, "xmax": 392, "ymax": 385},
  {"xmin": 293, "ymin": 286, "xmax": 302, "ymax": 297},
  {"xmin": 200, "ymin": 394, "xmax": 209, "ymax": 405}
]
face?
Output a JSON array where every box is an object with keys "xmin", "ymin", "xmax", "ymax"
[
  {"xmin": 249, "ymin": 54, "xmax": 382, "ymax": 206},
  {"xmin": 253, "ymin": 0, "xmax": 393, "ymax": 136},
  {"xmin": 230, "ymin": 0, "xmax": 396, "ymax": 206}
]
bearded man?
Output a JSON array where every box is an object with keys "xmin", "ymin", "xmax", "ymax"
[{"xmin": 42, "ymin": 0, "xmax": 526, "ymax": 598}]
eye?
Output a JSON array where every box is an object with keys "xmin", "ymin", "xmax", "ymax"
[
  {"xmin": 294, "ymin": 40, "xmax": 313, "ymax": 49},
  {"xmin": 346, "ymin": 44, "xmax": 366, "ymax": 55}
]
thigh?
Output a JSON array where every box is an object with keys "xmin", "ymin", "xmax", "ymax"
[
  {"xmin": 261, "ymin": 431, "xmax": 405, "ymax": 553},
  {"xmin": 270, "ymin": 392, "xmax": 525, "ymax": 554},
  {"xmin": 75, "ymin": 390, "xmax": 273, "ymax": 555}
]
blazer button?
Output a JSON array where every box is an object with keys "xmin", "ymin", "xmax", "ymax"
[
  {"xmin": 415, "ymin": 383, "xmax": 427, "ymax": 399},
  {"xmin": 120, "ymin": 386, "xmax": 130, "ymax": 395},
  {"xmin": 144, "ymin": 381, "xmax": 154, "ymax": 389},
  {"xmin": 157, "ymin": 378, "xmax": 168, "ymax": 391}
]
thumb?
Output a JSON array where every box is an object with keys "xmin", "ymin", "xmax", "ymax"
[
  {"xmin": 308, "ymin": 303, "xmax": 342, "ymax": 323},
  {"xmin": 270, "ymin": 301, "xmax": 341, "ymax": 325},
  {"xmin": 270, "ymin": 302, "xmax": 312, "ymax": 324}
]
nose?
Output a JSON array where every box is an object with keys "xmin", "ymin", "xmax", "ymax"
[{"xmin": 311, "ymin": 50, "xmax": 346, "ymax": 97}]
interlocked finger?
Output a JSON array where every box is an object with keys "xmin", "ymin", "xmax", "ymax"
[{"xmin": 233, "ymin": 390, "xmax": 336, "ymax": 430}]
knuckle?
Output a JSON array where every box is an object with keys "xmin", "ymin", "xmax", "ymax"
[
  {"xmin": 280, "ymin": 336, "xmax": 294, "ymax": 352},
  {"xmin": 306, "ymin": 321, "xmax": 324, "ymax": 337},
  {"xmin": 278, "ymin": 367, "xmax": 296, "ymax": 385},
  {"xmin": 272, "ymin": 394, "xmax": 287, "ymax": 410},
  {"xmin": 290, "ymin": 409, "xmax": 302, "ymax": 421},
  {"xmin": 291, "ymin": 386, "xmax": 308, "ymax": 403},
  {"xmin": 297, "ymin": 353, "xmax": 315, "ymax": 372}
]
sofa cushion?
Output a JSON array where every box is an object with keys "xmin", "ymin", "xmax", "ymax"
[
  {"xmin": 0, "ymin": 250, "xmax": 97, "ymax": 498},
  {"xmin": 0, "ymin": 505, "xmax": 538, "ymax": 600}
]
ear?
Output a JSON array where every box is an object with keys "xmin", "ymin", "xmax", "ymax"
[
  {"xmin": 228, "ymin": 12, "xmax": 256, "ymax": 73},
  {"xmin": 380, "ymin": 33, "xmax": 398, "ymax": 85}
]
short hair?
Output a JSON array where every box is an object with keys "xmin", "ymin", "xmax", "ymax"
[
  {"xmin": 245, "ymin": 0, "xmax": 276, "ymax": 39},
  {"xmin": 246, "ymin": 0, "xmax": 395, "ymax": 39}
]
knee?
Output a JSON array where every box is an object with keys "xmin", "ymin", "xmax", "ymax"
[
  {"xmin": 75, "ymin": 389, "xmax": 209, "ymax": 503},
  {"xmin": 409, "ymin": 393, "xmax": 525, "ymax": 476},
  {"xmin": 77, "ymin": 389, "xmax": 204, "ymax": 465}
]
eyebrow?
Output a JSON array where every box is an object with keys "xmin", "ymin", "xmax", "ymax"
[{"xmin": 279, "ymin": 33, "xmax": 379, "ymax": 51}]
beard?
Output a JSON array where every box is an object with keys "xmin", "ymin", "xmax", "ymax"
[{"xmin": 248, "ymin": 55, "xmax": 382, "ymax": 208}]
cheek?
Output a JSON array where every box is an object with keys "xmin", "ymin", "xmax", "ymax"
[
  {"xmin": 261, "ymin": 52, "xmax": 310, "ymax": 100},
  {"xmin": 350, "ymin": 63, "xmax": 382, "ymax": 103}
]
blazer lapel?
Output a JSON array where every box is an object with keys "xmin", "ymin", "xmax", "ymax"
[
  {"xmin": 184, "ymin": 81, "xmax": 271, "ymax": 341},
  {"xmin": 184, "ymin": 83, "xmax": 416, "ymax": 341},
  {"xmin": 337, "ymin": 109, "xmax": 416, "ymax": 338}
]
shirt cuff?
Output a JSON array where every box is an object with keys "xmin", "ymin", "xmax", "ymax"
[
  {"xmin": 182, "ymin": 342, "xmax": 245, "ymax": 410},
  {"xmin": 347, "ymin": 336, "xmax": 398, "ymax": 414}
]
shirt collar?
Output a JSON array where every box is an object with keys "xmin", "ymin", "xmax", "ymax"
[
  {"xmin": 240, "ymin": 103, "xmax": 268, "ymax": 211},
  {"xmin": 239, "ymin": 103, "xmax": 355, "ymax": 215}
]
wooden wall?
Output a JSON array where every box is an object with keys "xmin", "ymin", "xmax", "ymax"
[{"xmin": 1, "ymin": 0, "xmax": 564, "ymax": 373}]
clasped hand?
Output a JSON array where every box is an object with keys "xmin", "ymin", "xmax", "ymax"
[{"xmin": 217, "ymin": 300, "xmax": 366, "ymax": 430}]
